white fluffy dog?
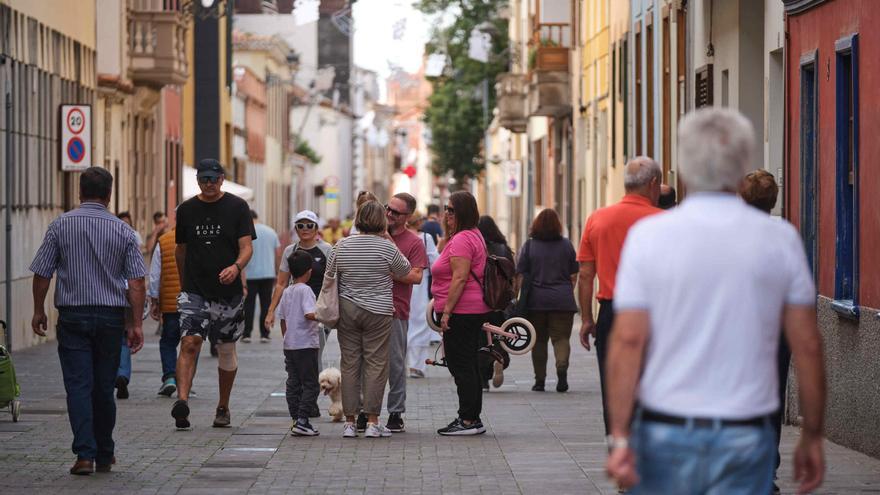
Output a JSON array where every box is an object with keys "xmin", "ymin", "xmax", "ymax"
[{"xmin": 318, "ymin": 367, "xmax": 343, "ymax": 422}]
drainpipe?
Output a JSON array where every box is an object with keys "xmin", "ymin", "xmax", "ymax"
[{"xmin": 2, "ymin": 54, "xmax": 12, "ymax": 350}]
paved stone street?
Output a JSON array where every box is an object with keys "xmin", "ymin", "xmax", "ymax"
[{"xmin": 2, "ymin": 320, "xmax": 880, "ymax": 494}]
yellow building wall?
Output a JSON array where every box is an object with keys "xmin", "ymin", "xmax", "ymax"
[
  {"xmin": 219, "ymin": 13, "xmax": 232, "ymax": 168},
  {"xmin": 3, "ymin": 0, "xmax": 96, "ymax": 47}
]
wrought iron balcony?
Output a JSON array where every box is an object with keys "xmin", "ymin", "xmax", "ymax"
[
  {"xmin": 496, "ymin": 73, "xmax": 528, "ymax": 133},
  {"xmin": 127, "ymin": 6, "xmax": 188, "ymax": 87}
]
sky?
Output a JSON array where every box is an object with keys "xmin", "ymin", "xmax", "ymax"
[{"xmin": 352, "ymin": 0, "xmax": 433, "ymax": 100}]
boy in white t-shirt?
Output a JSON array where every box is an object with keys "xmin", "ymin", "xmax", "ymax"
[{"xmin": 278, "ymin": 250, "xmax": 321, "ymax": 436}]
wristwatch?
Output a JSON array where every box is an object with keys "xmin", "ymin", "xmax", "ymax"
[
  {"xmin": 234, "ymin": 262, "xmax": 243, "ymax": 272},
  {"xmin": 606, "ymin": 435, "xmax": 629, "ymax": 452}
]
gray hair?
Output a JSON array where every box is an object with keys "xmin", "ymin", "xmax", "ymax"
[
  {"xmin": 678, "ymin": 108, "xmax": 755, "ymax": 193},
  {"xmin": 623, "ymin": 156, "xmax": 662, "ymax": 191}
]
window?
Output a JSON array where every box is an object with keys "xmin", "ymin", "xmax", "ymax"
[
  {"xmin": 662, "ymin": 13, "xmax": 671, "ymax": 181},
  {"xmin": 635, "ymin": 23, "xmax": 642, "ymax": 155},
  {"xmin": 611, "ymin": 41, "xmax": 617, "ymax": 164},
  {"xmin": 832, "ymin": 34, "xmax": 859, "ymax": 318},
  {"xmin": 621, "ymin": 38, "xmax": 628, "ymax": 160},
  {"xmin": 646, "ymin": 13, "xmax": 654, "ymax": 159},
  {"xmin": 799, "ymin": 52, "xmax": 819, "ymax": 282}
]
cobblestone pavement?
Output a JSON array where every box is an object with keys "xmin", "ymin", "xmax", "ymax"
[{"xmin": 2, "ymin": 319, "xmax": 880, "ymax": 494}]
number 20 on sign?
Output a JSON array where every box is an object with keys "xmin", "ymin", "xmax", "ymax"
[{"xmin": 60, "ymin": 104, "xmax": 92, "ymax": 171}]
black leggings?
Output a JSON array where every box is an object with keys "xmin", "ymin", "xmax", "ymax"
[{"xmin": 443, "ymin": 313, "xmax": 490, "ymax": 422}]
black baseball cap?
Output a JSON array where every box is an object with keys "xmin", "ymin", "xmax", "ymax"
[{"xmin": 196, "ymin": 158, "xmax": 225, "ymax": 179}]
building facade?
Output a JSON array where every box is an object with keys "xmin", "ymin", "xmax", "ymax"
[
  {"xmin": 0, "ymin": 0, "xmax": 98, "ymax": 349},
  {"xmin": 782, "ymin": 0, "xmax": 880, "ymax": 458}
]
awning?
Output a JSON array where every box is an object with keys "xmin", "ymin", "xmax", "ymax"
[{"xmin": 182, "ymin": 165, "xmax": 254, "ymax": 202}]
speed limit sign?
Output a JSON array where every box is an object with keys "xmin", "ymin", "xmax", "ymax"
[
  {"xmin": 60, "ymin": 105, "xmax": 92, "ymax": 171},
  {"xmin": 66, "ymin": 108, "xmax": 85, "ymax": 134}
]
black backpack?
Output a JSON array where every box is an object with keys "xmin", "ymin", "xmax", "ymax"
[{"xmin": 471, "ymin": 242, "xmax": 517, "ymax": 311}]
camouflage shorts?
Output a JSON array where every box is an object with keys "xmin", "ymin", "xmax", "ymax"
[{"xmin": 178, "ymin": 291, "xmax": 245, "ymax": 343}]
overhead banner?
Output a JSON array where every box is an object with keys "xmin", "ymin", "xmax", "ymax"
[{"xmin": 60, "ymin": 104, "xmax": 92, "ymax": 171}]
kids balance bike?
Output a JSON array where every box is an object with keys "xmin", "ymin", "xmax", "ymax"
[{"xmin": 424, "ymin": 299, "xmax": 536, "ymax": 367}]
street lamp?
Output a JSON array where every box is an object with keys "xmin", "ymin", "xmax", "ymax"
[{"xmin": 181, "ymin": 0, "xmax": 229, "ymax": 20}]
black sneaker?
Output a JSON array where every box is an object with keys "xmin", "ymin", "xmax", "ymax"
[
  {"xmin": 386, "ymin": 412, "xmax": 405, "ymax": 432},
  {"xmin": 115, "ymin": 376, "xmax": 129, "ymax": 400},
  {"xmin": 356, "ymin": 412, "xmax": 368, "ymax": 432},
  {"xmin": 556, "ymin": 371, "xmax": 569, "ymax": 393},
  {"xmin": 532, "ymin": 380, "xmax": 545, "ymax": 392},
  {"xmin": 171, "ymin": 399, "xmax": 190, "ymax": 429},
  {"xmin": 290, "ymin": 418, "xmax": 319, "ymax": 436},
  {"xmin": 213, "ymin": 406, "xmax": 231, "ymax": 427},
  {"xmin": 437, "ymin": 418, "xmax": 486, "ymax": 436}
]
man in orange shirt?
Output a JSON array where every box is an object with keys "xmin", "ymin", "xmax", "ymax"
[{"xmin": 576, "ymin": 157, "xmax": 663, "ymax": 433}]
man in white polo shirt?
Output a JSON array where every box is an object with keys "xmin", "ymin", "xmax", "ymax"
[{"xmin": 604, "ymin": 108, "xmax": 826, "ymax": 495}]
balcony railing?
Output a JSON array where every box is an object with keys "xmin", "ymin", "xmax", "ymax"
[
  {"xmin": 128, "ymin": 7, "xmax": 188, "ymax": 87},
  {"xmin": 529, "ymin": 23, "xmax": 570, "ymax": 72}
]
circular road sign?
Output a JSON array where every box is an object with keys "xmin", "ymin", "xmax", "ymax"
[
  {"xmin": 66, "ymin": 108, "xmax": 86, "ymax": 135},
  {"xmin": 67, "ymin": 137, "xmax": 86, "ymax": 163}
]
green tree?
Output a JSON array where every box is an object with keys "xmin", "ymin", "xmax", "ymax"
[{"xmin": 416, "ymin": 0, "xmax": 509, "ymax": 185}]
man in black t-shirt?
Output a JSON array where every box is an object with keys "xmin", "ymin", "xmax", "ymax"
[{"xmin": 171, "ymin": 159, "xmax": 256, "ymax": 430}]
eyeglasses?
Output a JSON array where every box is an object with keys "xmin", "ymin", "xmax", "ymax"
[
  {"xmin": 295, "ymin": 222, "xmax": 317, "ymax": 230},
  {"xmin": 197, "ymin": 176, "xmax": 221, "ymax": 184},
  {"xmin": 444, "ymin": 205, "xmax": 455, "ymax": 215},
  {"xmin": 385, "ymin": 204, "xmax": 407, "ymax": 217}
]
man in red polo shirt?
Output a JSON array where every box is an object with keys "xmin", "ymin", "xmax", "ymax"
[{"xmin": 577, "ymin": 156, "xmax": 663, "ymax": 433}]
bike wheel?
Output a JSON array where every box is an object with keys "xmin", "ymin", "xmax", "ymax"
[
  {"xmin": 498, "ymin": 317, "xmax": 536, "ymax": 355},
  {"xmin": 425, "ymin": 298, "xmax": 442, "ymax": 332}
]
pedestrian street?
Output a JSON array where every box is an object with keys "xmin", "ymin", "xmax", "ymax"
[{"xmin": 2, "ymin": 319, "xmax": 879, "ymax": 494}]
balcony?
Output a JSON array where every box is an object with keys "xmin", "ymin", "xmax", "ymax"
[
  {"xmin": 496, "ymin": 73, "xmax": 528, "ymax": 133},
  {"xmin": 127, "ymin": 7, "xmax": 188, "ymax": 87},
  {"xmin": 528, "ymin": 23, "xmax": 571, "ymax": 117},
  {"xmin": 529, "ymin": 23, "xmax": 570, "ymax": 72}
]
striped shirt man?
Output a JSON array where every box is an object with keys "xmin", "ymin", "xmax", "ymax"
[
  {"xmin": 330, "ymin": 235, "xmax": 412, "ymax": 315},
  {"xmin": 30, "ymin": 202, "xmax": 146, "ymax": 307}
]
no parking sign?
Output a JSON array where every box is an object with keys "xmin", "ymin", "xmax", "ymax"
[{"xmin": 60, "ymin": 104, "xmax": 91, "ymax": 171}]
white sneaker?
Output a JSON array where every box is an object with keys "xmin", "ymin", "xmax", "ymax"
[
  {"xmin": 364, "ymin": 422, "xmax": 392, "ymax": 438},
  {"xmin": 342, "ymin": 422, "xmax": 358, "ymax": 438}
]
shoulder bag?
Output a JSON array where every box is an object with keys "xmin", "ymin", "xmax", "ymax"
[{"xmin": 315, "ymin": 239, "xmax": 342, "ymax": 328}]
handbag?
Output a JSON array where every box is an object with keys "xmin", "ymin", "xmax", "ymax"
[
  {"xmin": 315, "ymin": 239, "xmax": 342, "ymax": 328},
  {"xmin": 511, "ymin": 239, "xmax": 532, "ymax": 318}
]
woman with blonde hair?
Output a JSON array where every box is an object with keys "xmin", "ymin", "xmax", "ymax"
[{"xmin": 331, "ymin": 200, "xmax": 419, "ymax": 438}]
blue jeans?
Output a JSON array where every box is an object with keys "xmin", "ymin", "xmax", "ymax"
[
  {"xmin": 56, "ymin": 306, "xmax": 125, "ymax": 463},
  {"xmin": 117, "ymin": 343, "xmax": 131, "ymax": 381},
  {"xmin": 630, "ymin": 413, "xmax": 775, "ymax": 495},
  {"xmin": 159, "ymin": 313, "xmax": 181, "ymax": 382}
]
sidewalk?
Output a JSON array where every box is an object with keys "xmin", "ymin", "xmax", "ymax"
[{"xmin": 1, "ymin": 321, "xmax": 879, "ymax": 494}]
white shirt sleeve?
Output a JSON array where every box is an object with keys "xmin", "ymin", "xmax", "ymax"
[
  {"xmin": 279, "ymin": 244, "xmax": 295, "ymax": 273},
  {"xmin": 613, "ymin": 225, "xmax": 650, "ymax": 312},
  {"xmin": 424, "ymin": 233, "xmax": 440, "ymax": 267},
  {"xmin": 782, "ymin": 224, "xmax": 817, "ymax": 306},
  {"xmin": 147, "ymin": 243, "xmax": 162, "ymax": 299},
  {"xmin": 277, "ymin": 289, "xmax": 289, "ymax": 321}
]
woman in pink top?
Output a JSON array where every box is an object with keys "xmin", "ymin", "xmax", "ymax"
[{"xmin": 431, "ymin": 191, "xmax": 491, "ymax": 436}]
